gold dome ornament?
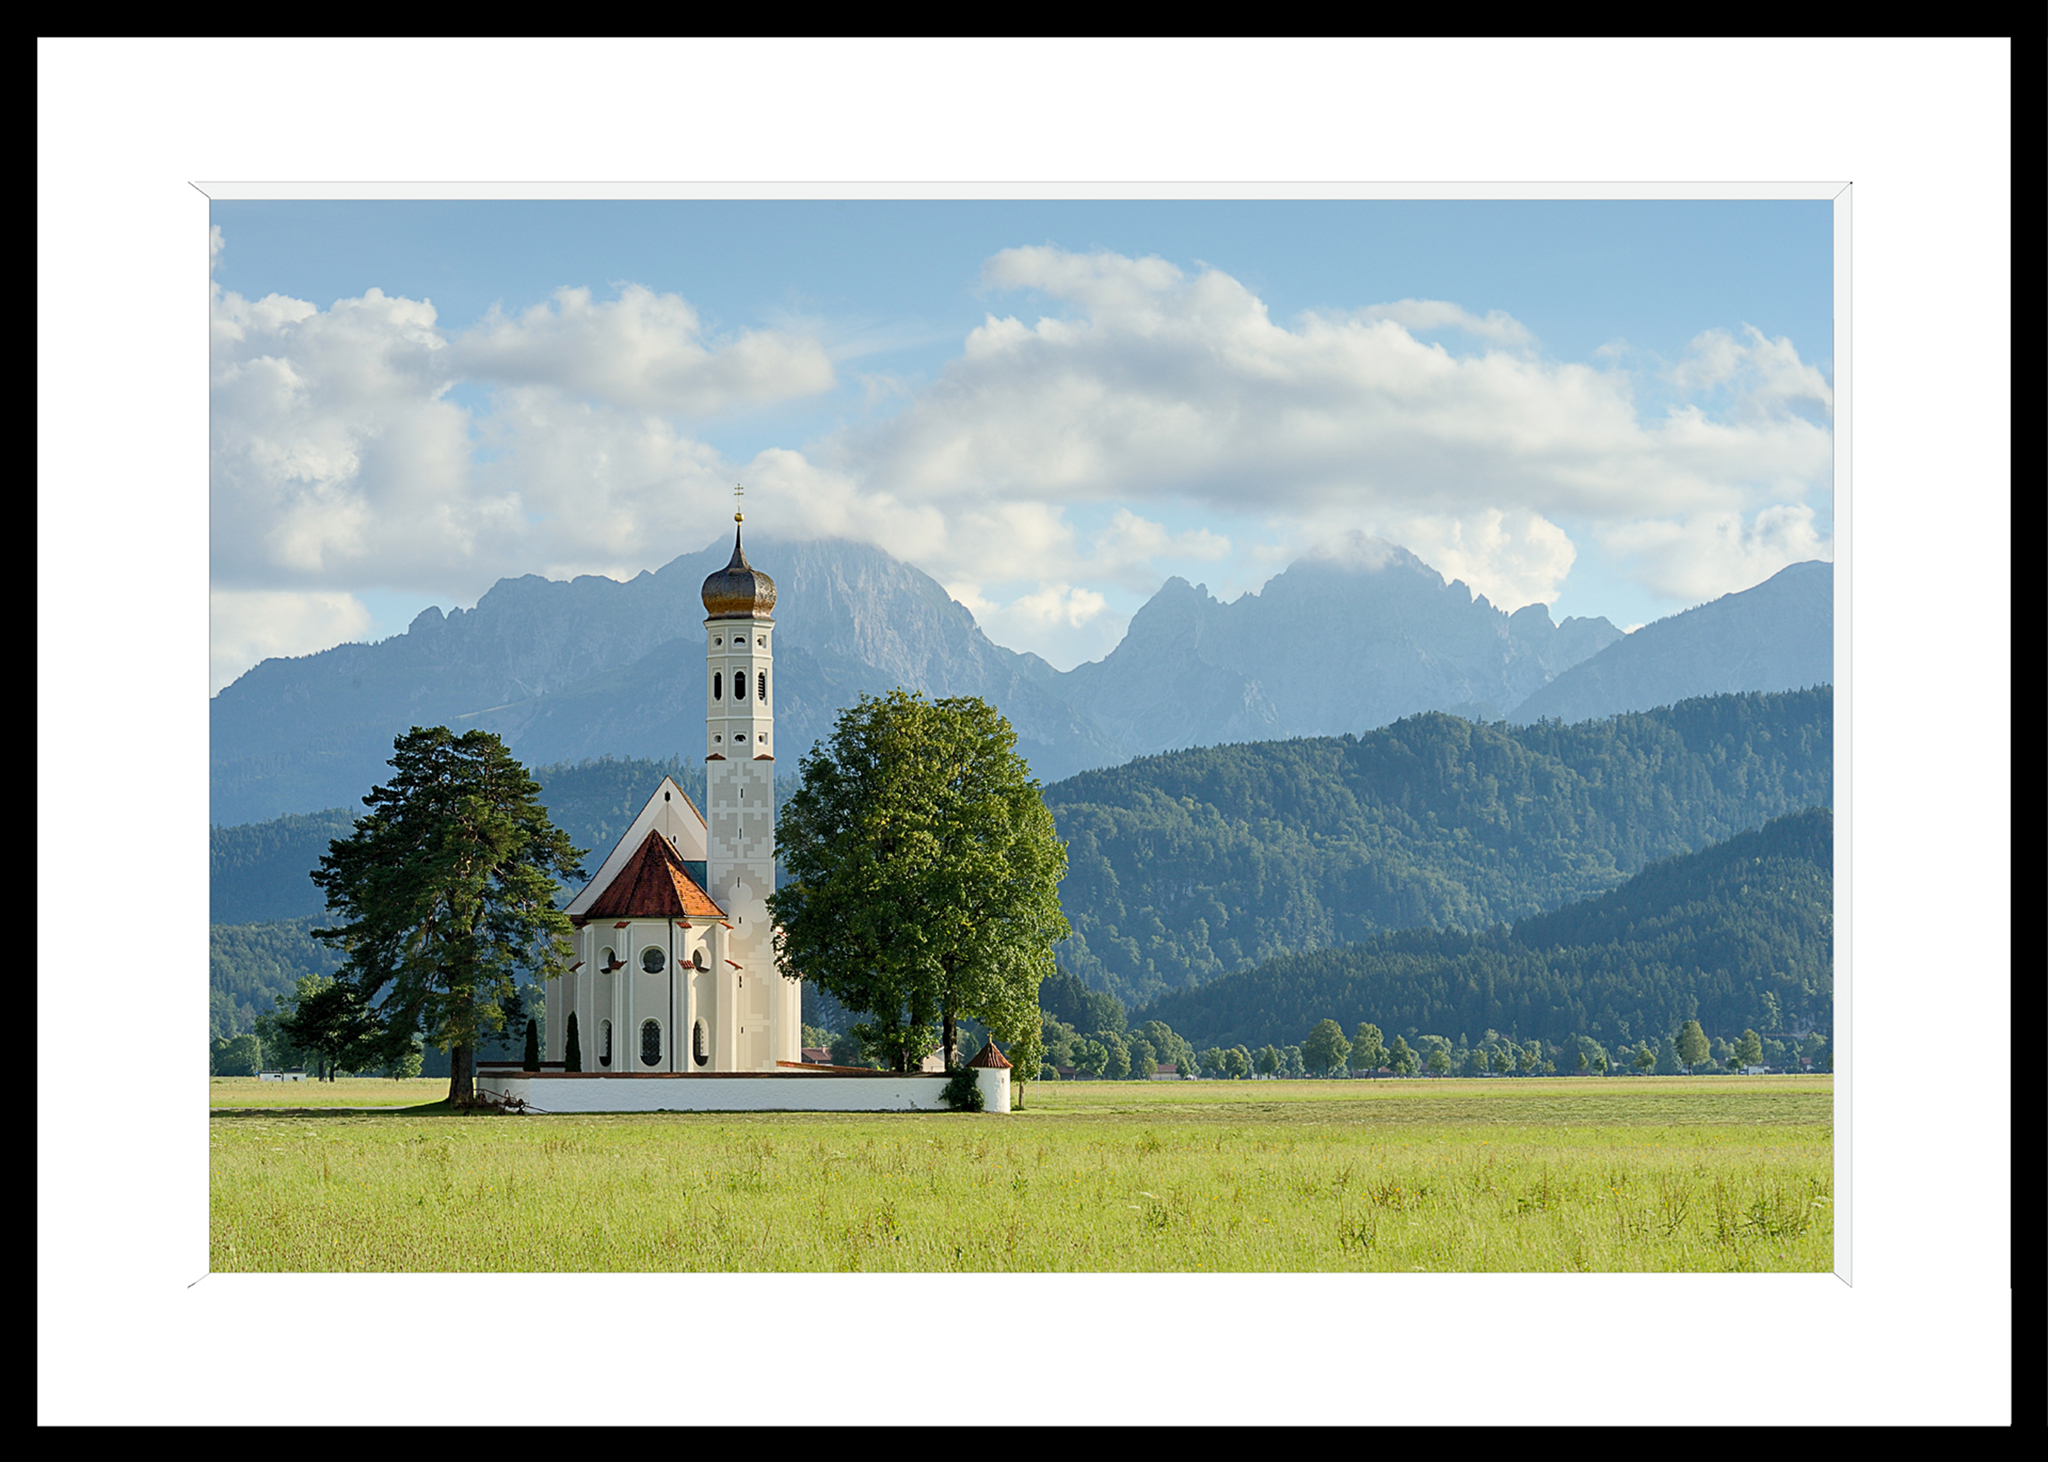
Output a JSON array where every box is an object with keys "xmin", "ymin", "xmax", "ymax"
[{"xmin": 700, "ymin": 484, "xmax": 777, "ymax": 619}]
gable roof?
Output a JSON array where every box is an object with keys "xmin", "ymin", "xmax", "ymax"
[
  {"xmin": 578, "ymin": 829, "xmax": 727, "ymax": 923},
  {"xmin": 563, "ymin": 776, "xmax": 708, "ymax": 918}
]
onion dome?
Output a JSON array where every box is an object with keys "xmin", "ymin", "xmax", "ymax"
[{"xmin": 701, "ymin": 524, "xmax": 776, "ymax": 619}]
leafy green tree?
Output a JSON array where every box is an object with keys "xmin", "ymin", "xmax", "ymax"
[
  {"xmin": 1655, "ymin": 1036, "xmax": 1683, "ymax": 1075},
  {"xmin": 311, "ymin": 726, "xmax": 585, "ymax": 1104},
  {"xmin": 1460, "ymin": 1047, "xmax": 1486, "ymax": 1078},
  {"xmin": 564, "ymin": 1010, "xmax": 584, "ymax": 1072},
  {"xmin": 1386, "ymin": 1035, "xmax": 1416, "ymax": 1076},
  {"xmin": 1303, "ymin": 1019, "xmax": 1351, "ymax": 1077},
  {"xmin": 1127, "ymin": 1036, "xmax": 1158, "ymax": 1081},
  {"xmin": 1735, "ymin": 1029, "xmax": 1764, "ymax": 1069},
  {"xmin": 276, "ymin": 974, "xmax": 383, "ymax": 1081},
  {"xmin": 1675, "ymin": 1019, "xmax": 1709, "ymax": 1074},
  {"xmin": 1199, "ymin": 1047, "xmax": 1226, "ymax": 1080},
  {"xmin": 1077, "ymin": 1039, "xmax": 1110, "ymax": 1078},
  {"xmin": 1001, "ymin": 1010, "xmax": 1046, "ymax": 1107},
  {"xmin": 1255, "ymin": 1044, "xmax": 1281, "ymax": 1079},
  {"xmin": 1225, "ymin": 1046, "xmax": 1253, "ymax": 1080},
  {"xmin": 1099, "ymin": 1031, "xmax": 1132, "ymax": 1081},
  {"xmin": 382, "ymin": 1040, "xmax": 424, "ymax": 1080},
  {"xmin": 828, "ymin": 1029, "xmax": 874, "ymax": 1069},
  {"xmin": 1351, "ymin": 1022, "xmax": 1386, "ymax": 1077},
  {"xmin": 1282, "ymin": 1045, "xmax": 1306, "ymax": 1079},
  {"xmin": 1634, "ymin": 1042, "xmax": 1657, "ymax": 1075},
  {"xmin": 211, "ymin": 1033, "xmax": 263, "ymax": 1077},
  {"xmin": 769, "ymin": 691, "xmax": 1070, "ymax": 1071},
  {"xmin": 1427, "ymin": 1045, "xmax": 1451, "ymax": 1078}
]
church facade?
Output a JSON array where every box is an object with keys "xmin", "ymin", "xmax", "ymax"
[{"xmin": 543, "ymin": 517, "xmax": 801, "ymax": 1074}]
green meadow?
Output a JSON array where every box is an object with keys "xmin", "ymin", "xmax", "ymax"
[{"xmin": 209, "ymin": 1076, "xmax": 1832, "ymax": 1273}]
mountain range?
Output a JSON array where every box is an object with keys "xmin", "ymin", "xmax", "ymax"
[{"xmin": 211, "ymin": 531, "xmax": 1830, "ymax": 827}]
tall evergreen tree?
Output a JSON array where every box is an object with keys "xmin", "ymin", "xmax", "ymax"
[
  {"xmin": 311, "ymin": 727, "xmax": 585, "ymax": 1103},
  {"xmin": 564, "ymin": 1009, "xmax": 583, "ymax": 1072}
]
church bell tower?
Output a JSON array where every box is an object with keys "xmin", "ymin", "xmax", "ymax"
[{"xmin": 699, "ymin": 487, "xmax": 788, "ymax": 1068}]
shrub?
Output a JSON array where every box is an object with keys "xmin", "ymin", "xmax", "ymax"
[{"xmin": 941, "ymin": 1067, "xmax": 986, "ymax": 1112}]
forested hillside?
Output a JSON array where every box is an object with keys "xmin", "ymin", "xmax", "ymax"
[
  {"xmin": 211, "ymin": 755, "xmax": 713, "ymax": 926},
  {"xmin": 1045, "ymin": 687, "xmax": 1831, "ymax": 1006},
  {"xmin": 1134, "ymin": 806, "xmax": 1833, "ymax": 1052},
  {"xmin": 210, "ymin": 756, "xmax": 720, "ymax": 1039}
]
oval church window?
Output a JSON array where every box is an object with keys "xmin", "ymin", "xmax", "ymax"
[
  {"xmin": 641, "ymin": 1019, "xmax": 662, "ymax": 1067},
  {"xmin": 641, "ymin": 946, "xmax": 666, "ymax": 974}
]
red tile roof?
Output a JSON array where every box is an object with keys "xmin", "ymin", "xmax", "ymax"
[
  {"xmin": 579, "ymin": 830, "xmax": 727, "ymax": 922},
  {"xmin": 967, "ymin": 1037, "xmax": 1011, "ymax": 1070}
]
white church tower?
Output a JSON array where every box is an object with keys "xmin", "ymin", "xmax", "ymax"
[{"xmin": 699, "ymin": 490, "xmax": 798, "ymax": 1069}]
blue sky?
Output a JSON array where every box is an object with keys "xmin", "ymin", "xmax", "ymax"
[{"xmin": 209, "ymin": 198, "xmax": 1835, "ymax": 690}]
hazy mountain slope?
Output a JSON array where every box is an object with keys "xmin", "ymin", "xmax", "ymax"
[
  {"xmin": 1050, "ymin": 535, "xmax": 1622, "ymax": 757},
  {"xmin": 1510, "ymin": 560, "xmax": 1833, "ymax": 724},
  {"xmin": 1044, "ymin": 687, "xmax": 1832, "ymax": 1007},
  {"xmin": 1131, "ymin": 806, "xmax": 1833, "ymax": 1051},
  {"xmin": 210, "ymin": 534, "xmax": 1122, "ymax": 824}
]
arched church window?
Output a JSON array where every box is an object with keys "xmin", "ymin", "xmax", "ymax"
[
  {"xmin": 641, "ymin": 946, "xmax": 666, "ymax": 974},
  {"xmin": 757, "ymin": 670, "xmax": 767, "ymax": 702},
  {"xmin": 712, "ymin": 671, "xmax": 722, "ymax": 701},
  {"xmin": 599, "ymin": 1020, "xmax": 613, "ymax": 1068},
  {"xmin": 693, "ymin": 1020, "xmax": 709, "ymax": 1066},
  {"xmin": 641, "ymin": 1019, "xmax": 662, "ymax": 1067}
]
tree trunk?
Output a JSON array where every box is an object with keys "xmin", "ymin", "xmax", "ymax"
[
  {"xmin": 449, "ymin": 1043, "xmax": 474, "ymax": 1104},
  {"xmin": 942, "ymin": 1013, "xmax": 957, "ymax": 1070}
]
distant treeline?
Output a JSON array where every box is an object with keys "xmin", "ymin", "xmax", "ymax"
[
  {"xmin": 1044, "ymin": 687, "xmax": 1832, "ymax": 1006},
  {"xmin": 1133, "ymin": 806, "xmax": 1833, "ymax": 1054}
]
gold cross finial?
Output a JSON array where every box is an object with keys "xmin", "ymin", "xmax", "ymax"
[{"xmin": 734, "ymin": 483, "xmax": 744, "ymax": 523}]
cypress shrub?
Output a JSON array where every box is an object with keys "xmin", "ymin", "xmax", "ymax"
[
  {"xmin": 522, "ymin": 1017, "xmax": 540, "ymax": 1071},
  {"xmin": 564, "ymin": 1011, "xmax": 583, "ymax": 1072}
]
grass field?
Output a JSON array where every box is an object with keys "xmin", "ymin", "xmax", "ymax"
[
  {"xmin": 209, "ymin": 1077, "xmax": 451, "ymax": 1109},
  {"xmin": 210, "ymin": 1075, "xmax": 1832, "ymax": 1273}
]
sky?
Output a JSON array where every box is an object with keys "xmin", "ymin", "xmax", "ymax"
[{"xmin": 207, "ymin": 198, "xmax": 1835, "ymax": 692}]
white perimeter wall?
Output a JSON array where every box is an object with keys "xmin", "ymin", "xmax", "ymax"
[{"xmin": 479, "ymin": 1068, "xmax": 1010, "ymax": 1114}]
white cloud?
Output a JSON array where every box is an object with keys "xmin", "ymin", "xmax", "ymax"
[
  {"xmin": 1359, "ymin": 298, "xmax": 1537, "ymax": 349},
  {"xmin": 1671, "ymin": 324, "xmax": 1834, "ymax": 421},
  {"xmin": 208, "ymin": 236, "xmax": 1835, "ymax": 679},
  {"xmin": 210, "ymin": 589, "xmax": 371, "ymax": 694},
  {"xmin": 846, "ymin": 247, "xmax": 1833, "ymax": 528},
  {"xmin": 1599, "ymin": 503, "xmax": 1832, "ymax": 605},
  {"xmin": 454, "ymin": 284, "xmax": 836, "ymax": 414},
  {"xmin": 210, "ymin": 277, "xmax": 481, "ymax": 589},
  {"xmin": 1084, "ymin": 508, "xmax": 1231, "ymax": 591},
  {"xmin": 1381, "ymin": 508, "xmax": 1580, "ymax": 609},
  {"xmin": 949, "ymin": 579, "xmax": 1123, "ymax": 671}
]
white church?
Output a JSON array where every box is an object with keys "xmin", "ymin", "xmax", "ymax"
[
  {"xmin": 543, "ymin": 512, "xmax": 801, "ymax": 1075},
  {"xmin": 486, "ymin": 505, "xmax": 1010, "ymax": 1112}
]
